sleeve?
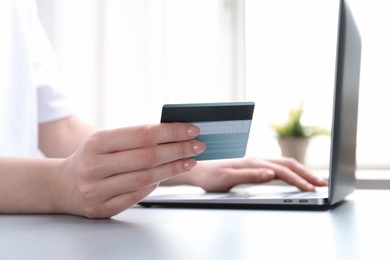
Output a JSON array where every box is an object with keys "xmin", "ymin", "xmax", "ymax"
[{"xmin": 31, "ymin": 3, "xmax": 73, "ymax": 123}]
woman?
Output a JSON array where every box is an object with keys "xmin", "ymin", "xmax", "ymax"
[{"xmin": 0, "ymin": 0, "xmax": 326, "ymax": 218}]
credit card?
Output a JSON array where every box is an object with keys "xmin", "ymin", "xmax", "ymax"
[{"xmin": 161, "ymin": 102, "xmax": 255, "ymax": 160}]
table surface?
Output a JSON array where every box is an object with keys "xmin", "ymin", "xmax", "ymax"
[{"xmin": 1, "ymin": 189, "xmax": 389, "ymax": 260}]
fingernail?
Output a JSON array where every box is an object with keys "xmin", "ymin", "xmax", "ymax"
[
  {"xmin": 187, "ymin": 126, "xmax": 200, "ymax": 137},
  {"xmin": 193, "ymin": 141, "xmax": 206, "ymax": 154},
  {"xmin": 183, "ymin": 159, "xmax": 197, "ymax": 170}
]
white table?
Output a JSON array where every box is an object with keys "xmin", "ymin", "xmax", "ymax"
[{"xmin": 1, "ymin": 189, "xmax": 389, "ymax": 260}]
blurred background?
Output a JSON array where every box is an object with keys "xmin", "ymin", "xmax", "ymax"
[{"xmin": 36, "ymin": 0, "xmax": 390, "ymax": 169}]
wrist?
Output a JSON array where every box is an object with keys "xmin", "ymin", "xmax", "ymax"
[{"xmin": 48, "ymin": 158, "xmax": 73, "ymax": 214}]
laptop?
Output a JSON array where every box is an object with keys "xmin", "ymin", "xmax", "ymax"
[{"xmin": 140, "ymin": 0, "xmax": 361, "ymax": 209}]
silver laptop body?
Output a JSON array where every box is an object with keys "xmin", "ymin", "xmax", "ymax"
[{"xmin": 140, "ymin": 0, "xmax": 361, "ymax": 209}]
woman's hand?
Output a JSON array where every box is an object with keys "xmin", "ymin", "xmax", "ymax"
[
  {"xmin": 58, "ymin": 123, "xmax": 205, "ymax": 218},
  {"xmin": 163, "ymin": 157, "xmax": 327, "ymax": 192}
]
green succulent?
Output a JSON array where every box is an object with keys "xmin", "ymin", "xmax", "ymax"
[{"xmin": 270, "ymin": 103, "xmax": 330, "ymax": 138}]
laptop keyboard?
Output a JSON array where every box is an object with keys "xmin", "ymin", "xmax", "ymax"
[
  {"xmin": 218, "ymin": 191, "xmax": 326, "ymax": 200},
  {"xmin": 281, "ymin": 190, "xmax": 328, "ymax": 198},
  {"xmin": 224, "ymin": 186, "xmax": 328, "ymax": 200}
]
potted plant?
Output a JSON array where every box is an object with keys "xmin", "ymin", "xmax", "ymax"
[{"xmin": 269, "ymin": 102, "xmax": 330, "ymax": 164}]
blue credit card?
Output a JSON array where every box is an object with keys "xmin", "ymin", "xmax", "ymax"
[{"xmin": 161, "ymin": 102, "xmax": 255, "ymax": 160}]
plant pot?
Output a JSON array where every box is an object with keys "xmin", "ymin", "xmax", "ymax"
[{"xmin": 277, "ymin": 137, "xmax": 310, "ymax": 164}]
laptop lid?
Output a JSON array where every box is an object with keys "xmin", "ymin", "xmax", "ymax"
[
  {"xmin": 328, "ymin": 0, "xmax": 361, "ymax": 205},
  {"xmin": 140, "ymin": 0, "xmax": 361, "ymax": 208}
]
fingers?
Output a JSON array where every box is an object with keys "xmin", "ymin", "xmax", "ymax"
[
  {"xmin": 216, "ymin": 168, "xmax": 276, "ymax": 192},
  {"xmin": 267, "ymin": 158, "xmax": 328, "ymax": 187},
  {"xmin": 88, "ymin": 123, "xmax": 200, "ymax": 153},
  {"xmin": 231, "ymin": 168, "xmax": 276, "ymax": 184},
  {"xmin": 74, "ymin": 158, "xmax": 197, "ymax": 218},
  {"xmin": 85, "ymin": 139, "xmax": 205, "ymax": 179},
  {"xmin": 90, "ymin": 158, "xmax": 198, "ymax": 200},
  {"xmin": 265, "ymin": 158, "xmax": 328, "ymax": 191},
  {"xmin": 82, "ymin": 184, "xmax": 158, "ymax": 219},
  {"xmin": 226, "ymin": 157, "xmax": 327, "ymax": 191},
  {"xmin": 102, "ymin": 184, "xmax": 158, "ymax": 218}
]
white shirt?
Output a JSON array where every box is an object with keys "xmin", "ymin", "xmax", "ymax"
[{"xmin": 0, "ymin": 0, "xmax": 72, "ymax": 156}]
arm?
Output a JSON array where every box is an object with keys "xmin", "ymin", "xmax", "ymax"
[
  {"xmin": 38, "ymin": 115, "xmax": 96, "ymax": 158},
  {"xmin": 0, "ymin": 120, "xmax": 205, "ymax": 218},
  {"xmin": 0, "ymin": 157, "xmax": 66, "ymax": 214}
]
